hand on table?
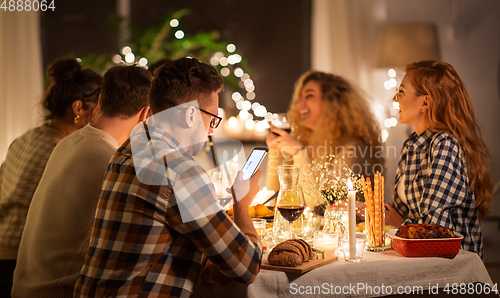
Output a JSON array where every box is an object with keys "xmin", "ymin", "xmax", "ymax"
[
  {"xmin": 266, "ymin": 123, "xmax": 304, "ymax": 157},
  {"xmin": 384, "ymin": 203, "xmax": 404, "ymax": 226},
  {"xmin": 202, "ymin": 260, "xmax": 232, "ymax": 291}
]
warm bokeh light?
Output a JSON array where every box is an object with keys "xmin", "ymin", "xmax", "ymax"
[
  {"xmin": 388, "ymin": 69, "xmax": 396, "ymax": 77},
  {"xmin": 210, "ymin": 56, "xmax": 219, "ymax": 66},
  {"xmin": 175, "ymin": 30, "xmax": 185, "ymax": 39},
  {"xmin": 232, "ymin": 92, "xmax": 242, "ymax": 101},
  {"xmin": 390, "ymin": 117, "xmax": 397, "ymax": 126},
  {"xmin": 227, "ymin": 44, "xmax": 236, "ymax": 53},
  {"xmin": 125, "ymin": 53, "xmax": 135, "ymax": 63},
  {"xmin": 241, "ymin": 100, "xmax": 251, "ymax": 111},
  {"xmin": 384, "ymin": 80, "xmax": 392, "ymax": 90},
  {"xmin": 252, "ymin": 103, "xmax": 260, "ymax": 111},
  {"xmin": 245, "ymin": 119, "xmax": 255, "ymax": 130},
  {"xmin": 384, "ymin": 119, "xmax": 392, "ymax": 128},
  {"xmin": 246, "ymin": 92, "xmax": 256, "ymax": 100},
  {"xmin": 228, "ymin": 116, "xmax": 238, "ymax": 127},
  {"xmin": 241, "ymin": 73, "xmax": 250, "ymax": 81},
  {"xmin": 138, "ymin": 57, "xmax": 148, "ymax": 66},
  {"xmin": 112, "ymin": 54, "xmax": 122, "ymax": 64},
  {"xmin": 221, "ymin": 68, "xmax": 230, "ymax": 76},
  {"xmin": 219, "ymin": 57, "xmax": 228, "ymax": 66},
  {"xmin": 236, "ymin": 101, "xmax": 244, "ymax": 110},
  {"xmin": 234, "ymin": 68, "xmax": 244, "ymax": 77},
  {"xmin": 239, "ymin": 110, "xmax": 249, "ymax": 120},
  {"xmin": 122, "ymin": 46, "xmax": 132, "ymax": 55},
  {"xmin": 170, "ymin": 19, "xmax": 179, "ymax": 27},
  {"xmin": 393, "ymin": 102, "xmax": 400, "ymax": 109},
  {"xmin": 381, "ymin": 130, "xmax": 389, "ymax": 142},
  {"xmin": 389, "ymin": 78, "xmax": 397, "ymax": 87}
]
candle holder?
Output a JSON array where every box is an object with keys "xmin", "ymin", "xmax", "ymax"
[
  {"xmin": 313, "ymin": 230, "xmax": 338, "ymax": 257},
  {"xmin": 341, "ymin": 238, "xmax": 366, "ymax": 262}
]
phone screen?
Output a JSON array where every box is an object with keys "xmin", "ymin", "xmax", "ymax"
[{"xmin": 241, "ymin": 147, "xmax": 268, "ymax": 180}]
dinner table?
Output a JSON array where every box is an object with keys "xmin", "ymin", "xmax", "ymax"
[{"xmin": 191, "ymin": 248, "xmax": 497, "ymax": 297}]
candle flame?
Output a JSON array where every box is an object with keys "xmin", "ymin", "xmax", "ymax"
[{"xmin": 347, "ymin": 178, "xmax": 353, "ymax": 191}]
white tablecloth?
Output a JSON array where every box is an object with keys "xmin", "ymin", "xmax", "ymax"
[{"xmin": 191, "ymin": 249, "xmax": 494, "ymax": 297}]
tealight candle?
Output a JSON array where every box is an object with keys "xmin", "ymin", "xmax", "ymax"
[{"xmin": 313, "ymin": 231, "xmax": 338, "ymax": 256}]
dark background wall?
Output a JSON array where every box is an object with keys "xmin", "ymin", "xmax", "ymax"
[{"xmin": 40, "ymin": 0, "xmax": 311, "ymax": 115}]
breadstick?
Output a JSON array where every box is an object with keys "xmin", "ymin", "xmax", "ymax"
[
  {"xmin": 380, "ymin": 176, "xmax": 385, "ymax": 245},
  {"xmin": 366, "ymin": 177, "xmax": 375, "ymax": 246}
]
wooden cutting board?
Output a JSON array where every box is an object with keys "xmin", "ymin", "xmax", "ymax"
[{"xmin": 261, "ymin": 255, "xmax": 338, "ymax": 274}]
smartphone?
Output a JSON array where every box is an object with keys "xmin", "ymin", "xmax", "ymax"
[{"xmin": 241, "ymin": 147, "xmax": 269, "ymax": 180}]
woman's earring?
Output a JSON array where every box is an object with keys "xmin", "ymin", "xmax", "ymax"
[{"xmin": 74, "ymin": 114, "xmax": 80, "ymax": 124}]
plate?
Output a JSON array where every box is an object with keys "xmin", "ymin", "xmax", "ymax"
[{"xmin": 386, "ymin": 229, "xmax": 463, "ymax": 258}]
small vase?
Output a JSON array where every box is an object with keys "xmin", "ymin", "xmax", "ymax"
[{"xmin": 323, "ymin": 205, "xmax": 347, "ymax": 238}]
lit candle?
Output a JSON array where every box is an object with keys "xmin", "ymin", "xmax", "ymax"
[
  {"xmin": 347, "ymin": 178, "xmax": 357, "ymax": 259},
  {"xmin": 314, "ymin": 236, "xmax": 338, "ymax": 256}
]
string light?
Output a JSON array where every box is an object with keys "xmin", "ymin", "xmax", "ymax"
[
  {"xmin": 170, "ymin": 19, "xmax": 179, "ymax": 27},
  {"xmin": 175, "ymin": 30, "xmax": 185, "ymax": 39}
]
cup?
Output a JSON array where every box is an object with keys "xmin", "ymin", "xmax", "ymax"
[
  {"xmin": 341, "ymin": 238, "xmax": 366, "ymax": 262},
  {"xmin": 364, "ymin": 206, "xmax": 385, "ymax": 251},
  {"xmin": 313, "ymin": 230, "xmax": 338, "ymax": 257},
  {"xmin": 252, "ymin": 218, "xmax": 267, "ymax": 240}
]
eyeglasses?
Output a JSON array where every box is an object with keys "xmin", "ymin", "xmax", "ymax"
[
  {"xmin": 198, "ymin": 108, "xmax": 222, "ymax": 129},
  {"xmin": 393, "ymin": 86, "xmax": 420, "ymax": 101}
]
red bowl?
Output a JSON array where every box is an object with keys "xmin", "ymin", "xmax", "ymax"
[{"xmin": 386, "ymin": 229, "xmax": 464, "ymax": 258}]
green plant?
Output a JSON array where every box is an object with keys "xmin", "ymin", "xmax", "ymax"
[{"xmin": 79, "ymin": 8, "xmax": 251, "ymax": 91}]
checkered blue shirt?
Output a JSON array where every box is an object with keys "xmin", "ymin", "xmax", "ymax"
[
  {"xmin": 74, "ymin": 125, "xmax": 262, "ymax": 297},
  {"xmin": 393, "ymin": 130, "xmax": 483, "ymax": 258}
]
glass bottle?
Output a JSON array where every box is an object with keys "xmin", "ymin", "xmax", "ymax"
[{"xmin": 272, "ymin": 165, "xmax": 304, "ymax": 243}]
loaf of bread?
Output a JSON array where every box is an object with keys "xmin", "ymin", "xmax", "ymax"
[
  {"xmin": 267, "ymin": 239, "xmax": 313, "ymax": 267},
  {"xmin": 395, "ymin": 223, "xmax": 455, "ymax": 239}
]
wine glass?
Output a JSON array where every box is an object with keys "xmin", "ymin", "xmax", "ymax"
[
  {"xmin": 276, "ymin": 168, "xmax": 305, "ymax": 239},
  {"xmin": 211, "ymin": 170, "xmax": 232, "ymax": 208},
  {"xmin": 271, "ymin": 113, "xmax": 291, "ymax": 134}
]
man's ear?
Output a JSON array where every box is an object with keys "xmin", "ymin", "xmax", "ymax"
[
  {"xmin": 185, "ymin": 106, "xmax": 196, "ymax": 128},
  {"xmin": 97, "ymin": 94, "xmax": 102, "ymax": 109},
  {"xmin": 138, "ymin": 106, "xmax": 150, "ymax": 122}
]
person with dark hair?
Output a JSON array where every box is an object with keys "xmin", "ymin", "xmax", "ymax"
[
  {"xmin": 74, "ymin": 58, "xmax": 263, "ymax": 297},
  {"xmin": 385, "ymin": 61, "xmax": 494, "ymax": 258},
  {"xmin": 147, "ymin": 58, "xmax": 170, "ymax": 75},
  {"xmin": 266, "ymin": 70, "xmax": 384, "ymax": 207},
  {"xmin": 0, "ymin": 58, "xmax": 102, "ymax": 297},
  {"xmin": 11, "ymin": 65, "xmax": 152, "ymax": 297}
]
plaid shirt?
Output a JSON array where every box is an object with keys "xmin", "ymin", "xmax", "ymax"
[
  {"xmin": 393, "ymin": 130, "xmax": 483, "ymax": 258},
  {"xmin": 74, "ymin": 125, "xmax": 262, "ymax": 297}
]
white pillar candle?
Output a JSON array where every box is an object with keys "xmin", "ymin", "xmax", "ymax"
[{"xmin": 347, "ymin": 178, "xmax": 357, "ymax": 258}]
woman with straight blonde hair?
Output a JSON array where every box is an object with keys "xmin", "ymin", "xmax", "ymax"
[
  {"xmin": 266, "ymin": 70, "xmax": 384, "ymax": 207},
  {"xmin": 385, "ymin": 60, "xmax": 493, "ymax": 258}
]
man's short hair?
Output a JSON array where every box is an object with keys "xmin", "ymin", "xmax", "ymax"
[
  {"xmin": 149, "ymin": 58, "xmax": 223, "ymax": 113},
  {"xmin": 100, "ymin": 65, "xmax": 153, "ymax": 118}
]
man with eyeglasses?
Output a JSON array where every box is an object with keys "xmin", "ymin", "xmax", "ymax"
[{"xmin": 75, "ymin": 57, "xmax": 263, "ymax": 298}]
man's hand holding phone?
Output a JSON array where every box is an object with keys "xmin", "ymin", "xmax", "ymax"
[{"xmin": 231, "ymin": 169, "xmax": 262, "ymax": 209}]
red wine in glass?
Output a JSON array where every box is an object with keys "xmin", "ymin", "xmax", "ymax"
[{"xmin": 278, "ymin": 205, "xmax": 305, "ymax": 222}]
